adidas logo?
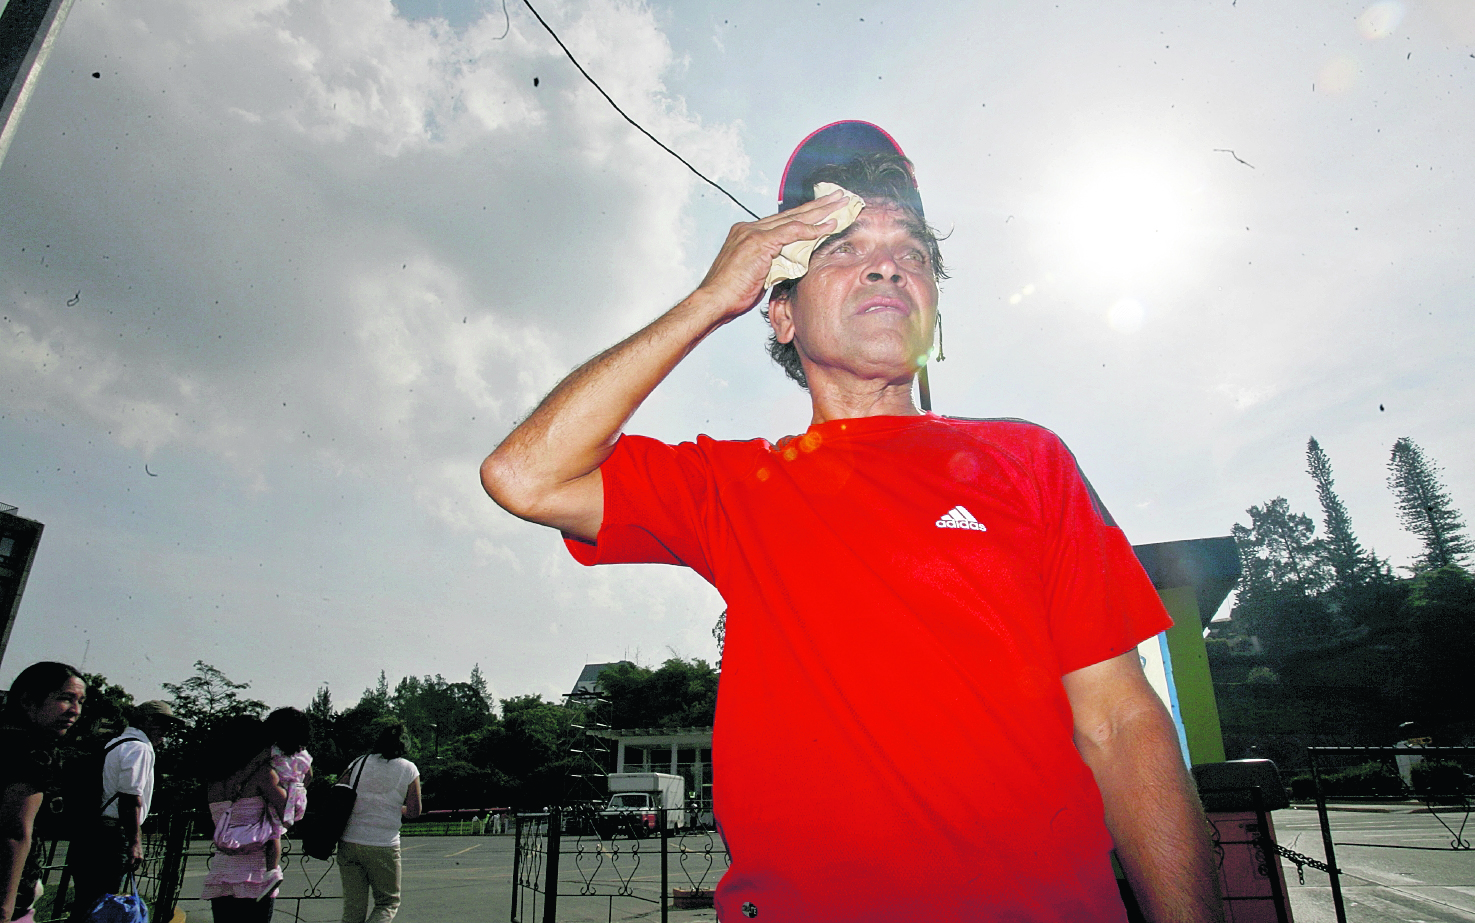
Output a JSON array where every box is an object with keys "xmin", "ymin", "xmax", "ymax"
[{"xmin": 936, "ymin": 506, "xmax": 987, "ymax": 531}]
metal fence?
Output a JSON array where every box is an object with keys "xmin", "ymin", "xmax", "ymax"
[
  {"xmin": 31, "ymin": 806, "xmax": 193, "ymax": 923},
  {"xmin": 1304, "ymin": 745, "xmax": 1475, "ymax": 923},
  {"xmin": 512, "ymin": 805, "xmax": 729, "ymax": 923}
]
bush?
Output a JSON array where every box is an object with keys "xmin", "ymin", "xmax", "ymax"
[
  {"xmin": 1246, "ymin": 666, "xmax": 1280, "ymax": 685},
  {"xmin": 1411, "ymin": 760, "xmax": 1471, "ymax": 798},
  {"xmin": 1286, "ymin": 762, "xmax": 1404, "ymax": 798}
]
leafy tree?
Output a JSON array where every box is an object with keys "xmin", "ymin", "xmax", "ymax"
[
  {"xmin": 469, "ymin": 694, "xmax": 588, "ymax": 807},
  {"xmin": 594, "ymin": 658, "xmax": 719, "ymax": 730},
  {"xmin": 76, "ymin": 672, "xmax": 135, "ymax": 741},
  {"xmin": 305, "ymin": 684, "xmax": 340, "ymax": 769},
  {"xmin": 712, "ymin": 610, "xmax": 727, "ymax": 666},
  {"xmin": 1386, "ymin": 565, "xmax": 1475, "ymax": 728},
  {"xmin": 468, "ymin": 664, "xmax": 490, "ymax": 710},
  {"xmin": 1306, "ymin": 437, "xmax": 1382, "ymax": 587},
  {"xmin": 161, "ymin": 661, "xmax": 266, "ymax": 731},
  {"xmin": 1231, "ymin": 498, "xmax": 1333, "ymax": 640},
  {"xmin": 1387, "ymin": 438, "xmax": 1473, "ymax": 572},
  {"xmin": 391, "ymin": 674, "xmax": 492, "ymax": 760},
  {"xmin": 333, "ymin": 685, "xmax": 395, "ymax": 771}
]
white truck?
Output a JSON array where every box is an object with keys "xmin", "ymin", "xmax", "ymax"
[{"xmin": 596, "ymin": 772, "xmax": 687, "ymax": 838}]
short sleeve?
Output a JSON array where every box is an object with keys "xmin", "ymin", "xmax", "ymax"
[
  {"xmin": 111, "ymin": 740, "xmax": 153, "ymax": 796},
  {"xmin": 1034, "ymin": 434, "xmax": 1172, "ymax": 675},
  {"xmin": 563, "ymin": 434, "xmax": 719, "ymax": 583}
]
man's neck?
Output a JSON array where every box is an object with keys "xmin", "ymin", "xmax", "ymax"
[{"xmin": 806, "ymin": 375, "xmax": 922, "ymax": 424}]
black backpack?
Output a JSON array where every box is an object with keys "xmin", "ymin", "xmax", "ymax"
[
  {"xmin": 295, "ymin": 754, "xmax": 369, "ymax": 861},
  {"xmin": 40, "ymin": 737, "xmax": 136, "ymax": 840}
]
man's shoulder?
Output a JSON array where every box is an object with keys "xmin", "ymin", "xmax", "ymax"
[
  {"xmin": 105, "ymin": 729, "xmax": 153, "ymax": 757},
  {"xmin": 937, "ymin": 415, "xmax": 1070, "ymax": 451}
]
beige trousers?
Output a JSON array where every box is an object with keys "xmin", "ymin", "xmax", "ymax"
[{"xmin": 338, "ymin": 840, "xmax": 402, "ymax": 923}]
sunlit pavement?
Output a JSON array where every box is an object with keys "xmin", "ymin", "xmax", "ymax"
[
  {"xmin": 160, "ymin": 813, "xmax": 1475, "ymax": 922},
  {"xmin": 1275, "ymin": 807, "xmax": 1475, "ymax": 922}
]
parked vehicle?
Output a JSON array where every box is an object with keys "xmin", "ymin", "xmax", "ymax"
[{"xmin": 596, "ymin": 772, "xmax": 686, "ymax": 838}]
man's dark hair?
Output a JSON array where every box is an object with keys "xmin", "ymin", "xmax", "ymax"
[
  {"xmin": 764, "ymin": 152, "xmax": 948, "ymax": 389},
  {"xmin": 3, "ymin": 661, "xmax": 83, "ymax": 720},
  {"xmin": 371, "ymin": 718, "xmax": 412, "ymax": 760}
]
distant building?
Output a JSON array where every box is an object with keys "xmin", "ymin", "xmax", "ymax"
[
  {"xmin": 0, "ymin": 504, "xmax": 45, "ymax": 670},
  {"xmin": 566, "ymin": 662, "xmax": 715, "ymax": 810},
  {"xmin": 564, "ymin": 660, "xmax": 634, "ymax": 704}
]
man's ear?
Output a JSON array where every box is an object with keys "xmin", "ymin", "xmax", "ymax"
[{"xmin": 769, "ymin": 290, "xmax": 797, "ymax": 345}]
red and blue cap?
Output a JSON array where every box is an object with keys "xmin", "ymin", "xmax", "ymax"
[{"xmin": 778, "ymin": 120, "xmax": 923, "ymax": 217}]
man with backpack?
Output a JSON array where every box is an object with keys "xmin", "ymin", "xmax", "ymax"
[{"xmin": 66, "ymin": 700, "xmax": 184, "ymax": 921}]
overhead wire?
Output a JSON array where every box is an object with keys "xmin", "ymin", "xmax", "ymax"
[{"xmin": 519, "ymin": 0, "xmax": 761, "ymax": 220}]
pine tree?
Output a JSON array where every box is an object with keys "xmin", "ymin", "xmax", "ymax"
[
  {"xmin": 1387, "ymin": 437, "xmax": 1473, "ymax": 572},
  {"xmin": 1306, "ymin": 437, "xmax": 1379, "ymax": 586}
]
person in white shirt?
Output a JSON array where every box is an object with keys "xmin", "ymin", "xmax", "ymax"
[
  {"xmin": 67, "ymin": 700, "xmax": 184, "ymax": 922},
  {"xmin": 338, "ymin": 720, "xmax": 422, "ymax": 923}
]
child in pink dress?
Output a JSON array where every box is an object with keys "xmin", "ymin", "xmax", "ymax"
[{"xmin": 264, "ymin": 707, "xmax": 313, "ymax": 864}]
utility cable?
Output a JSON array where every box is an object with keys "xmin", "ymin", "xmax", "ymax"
[{"xmin": 519, "ymin": 0, "xmax": 760, "ymax": 220}]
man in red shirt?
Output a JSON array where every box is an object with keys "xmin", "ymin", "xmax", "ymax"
[{"xmin": 482, "ymin": 121, "xmax": 1222, "ymax": 922}]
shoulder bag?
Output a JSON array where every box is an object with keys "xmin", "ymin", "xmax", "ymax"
[
  {"xmin": 212, "ymin": 754, "xmax": 279, "ymax": 854},
  {"xmin": 298, "ymin": 754, "xmax": 369, "ymax": 861}
]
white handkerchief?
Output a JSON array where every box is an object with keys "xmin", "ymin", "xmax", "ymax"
[{"xmin": 765, "ymin": 183, "xmax": 866, "ymax": 288}]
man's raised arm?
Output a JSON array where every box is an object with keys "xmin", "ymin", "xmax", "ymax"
[{"xmin": 480, "ymin": 192, "xmax": 845, "ymax": 543}]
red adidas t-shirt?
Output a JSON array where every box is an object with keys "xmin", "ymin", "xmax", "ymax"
[{"xmin": 567, "ymin": 413, "xmax": 1171, "ymax": 922}]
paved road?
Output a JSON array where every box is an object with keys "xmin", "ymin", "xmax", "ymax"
[
  {"xmin": 174, "ymin": 834, "xmax": 720, "ymax": 923},
  {"xmin": 1276, "ymin": 806, "xmax": 1475, "ymax": 922},
  {"xmin": 159, "ymin": 809, "xmax": 1474, "ymax": 922}
]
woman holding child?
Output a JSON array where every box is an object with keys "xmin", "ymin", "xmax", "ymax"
[{"xmin": 201, "ymin": 715, "xmax": 286, "ymax": 923}]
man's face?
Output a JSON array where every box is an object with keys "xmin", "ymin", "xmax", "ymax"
[
  {"xmin": 25, "ymin": 676, "xmax": 85, "ymax": 737},
  {"xmin": 769, "ymin": 203, "xmax": 939, "ymax": 387}
]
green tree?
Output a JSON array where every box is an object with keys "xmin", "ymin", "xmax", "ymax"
[
  {"xmin": 594, "ymin": 658, "xmax": 719, "ymax": 730},
  {"xmin": 1387, "ymin": 438, "xmax": 1473, "ymax": 572},
  {"xmin": 1306, "ymin": 437, "xmax": 1382, "ymax": 587},
  {"xmin": 305, "ymin": 684, "xmax": 340, "ymax": 768},
  {"xmin": 76, "ymin": 672, "xmax": 135, "ymax": 742},
  {"xmin": 468, "ymin": 664, "xmax": 490, "ymax": 710},
  {"xmin": 1386, "ymin": 565, "xmax": 1475, "ymax": 728},
  {"xmin": 1231, "ymin": 498, "xmax": 1333, "ymax": 641},
  {"xmin": 161, "ymin": 661, "xmax": 266, "ymax": 731}
]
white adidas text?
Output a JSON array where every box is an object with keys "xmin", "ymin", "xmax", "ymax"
[{"xmin": 936, "ymin": 506, "xmax": 987, "ymax": 531}]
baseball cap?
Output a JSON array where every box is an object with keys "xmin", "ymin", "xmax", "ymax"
[{"xmin": 778, "ymin": 120, "xmax": 923, "ymax": 217}]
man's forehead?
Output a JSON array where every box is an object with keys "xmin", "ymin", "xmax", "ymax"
[{"xmin": 821, "ymin": 202, "xmax": 927, "ymax": 246}]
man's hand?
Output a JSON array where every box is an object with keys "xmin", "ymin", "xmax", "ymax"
[
  {"xmin": 126, "ymin": 838, "xmax": 144, "ymax": 870},
  {"xmin": 481, "ymin": 192, "xmax": 846, "ymax": 541},
  {"xmin": 691, "ymin": 191, "xmax": 846, "ymax": 321}
]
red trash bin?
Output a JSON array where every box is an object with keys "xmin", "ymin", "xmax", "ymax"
[{"xmin": 1192, "ymin": 759, "xmax": 1294, "ymax": 923}]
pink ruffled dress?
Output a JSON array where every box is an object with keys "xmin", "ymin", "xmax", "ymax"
[
  {"xmin": 202, "ymin": 798, "xmax": 284, "ymax": 900},
  {"xmin": 270, "ymin": 745, "xmax": 313, "ymax": 830}
]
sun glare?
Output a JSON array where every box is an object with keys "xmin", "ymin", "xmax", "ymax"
[{"xmin": 1049, "ymin": 157, "xmax": 1193, "ymax": 282}]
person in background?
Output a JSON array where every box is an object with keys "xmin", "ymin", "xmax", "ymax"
[
  {"xmin": 338, "ymin": 720, "xmax": 421, "ymax": 923},
  {"xmin": 201, "ymin": 715, "xmax": 286, "ymax": 923},
  {"xmin": 67, "ymin": 699, "xmax": 184, "ymax": 922},
  {"xmin": 262, "ymin": 708, "xmax": 312, "ymax": 865},
  {"xmin": 2, "ymin": 662, "xmax": 85, "ymax": 923}
]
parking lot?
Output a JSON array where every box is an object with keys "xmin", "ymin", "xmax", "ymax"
[
  {"xmin": 1275, "ymin": 806, "xmax": 1475, "ymax": 922},
  {"xmin": 156, "ymin": 807, "xmax": 1475, "ymax": 922}
]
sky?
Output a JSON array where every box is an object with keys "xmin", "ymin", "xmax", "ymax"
[{"xmin": 2, "ymin": 0, "xmax": 1472, "ymax": 711}]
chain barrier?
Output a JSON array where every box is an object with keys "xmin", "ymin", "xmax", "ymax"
[{"xmin": 1274, "ymin": 843, "xmax": 1332, "ymax": 886}]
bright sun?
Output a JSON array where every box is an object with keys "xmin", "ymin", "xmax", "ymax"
[{"xmin": 1047, "ymin": 154, "xmax": 1196, "ymax": 283}]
